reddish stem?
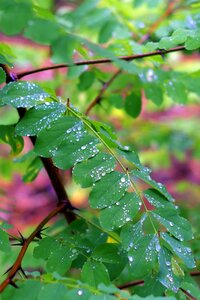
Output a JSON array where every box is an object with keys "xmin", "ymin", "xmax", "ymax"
[
  {"xmin": 17, "ymin": 46, "xmax": 185, "ymax": 79},
  {"xmin": 0, "ymin": 203, "xmax": 68, "ymax": 293}
]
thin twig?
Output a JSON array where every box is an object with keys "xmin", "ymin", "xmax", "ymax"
[
  {"xmin": 118, "ymin": 280, "xmax": 144, "ymax": 289},
  {"xmin": 190, "ymin": 271, "xmax": 200, "ymax": 277},
  {"xmin": 85, "ymin": 1, "xmax": 182, "ymax": 115},
  {"xmin": 0, "ymin": 203, "xmax": 68, "ymax": 293},
  {"xmin": 140, "ymin": 0, "xmax": 180, "ymax": 43},
  {"xmin": 17, "ymin": 46, "xmax": 185, "ymax": 79},
  {"xmin": 118, "ymin": 280, "xmax": 197, "ymax": 299},
  {"xmin": 85, "ymin": 69, "xmax": 122, "ymax": 115},
  {"xmin": 180, "ymin": 288, "xmax": 197, "ymax": 300}
]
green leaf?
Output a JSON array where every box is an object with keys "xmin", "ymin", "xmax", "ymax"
[
  {"xmin": 67, "ymin": 65, "xmax": 85, "ymax": 79},
  {"xmin": 99, "ymin": 20, "xmax": 117, "ymax": 43},
  {"xmin": 185, "ymin": 29, "xmax": 200, "ymax": 50},
  {"xmin": 24, "ymin": 18, "xmax": 61, "ymax": 45},
  {"xmin": 132, "ymin": 170, "xmax": 174, "ymax": 202},
  {"xmin": 0, "ymin": 227, "xmax": 11, "ymax": 252},
  {"xmin": 51, "ymin": 35, "xmax": 77, "ymax": 63},
  {"xmin": 171, "ymin": 257, "xmax": 184, "ymax": 277},
  {"xmin": 89, "ymin": 120, "xmax": 119, "ymax": 148},
  {"xmin": 158, "ymin": 37, "xmax": 177, "ymax": 50},
  {"xmin": 33, "ymin": 237, "xmax": 58, "ymax": 260},
  {"xmin": 34, "ymin": 116, "xmax": 82, "ymax": 157},
  {"xmin": 0, "ymin": 67, "xmax": 6, "ymax": 84},
  {"xmin": 23, "ymin": 157, "xmax": 43, "ymax": 182},
  {"xmin": 92, "ymin": 243, "xmax": 122, "ymax": 264},
  {"xmin": 127, "ymin": 234, "xmax": 159, "ymax": 277},
  {"xmin": 124, "ymin": 91, "xmax": 142, "ymax": 118},
  {"xmin": 0, "ymin": 125, "xmax": 24, "ymax": 154},
  {"xmin": 108, "ymin": 94, "xmax": 123, "ymax": 109},
  {"xmin": 0, "ymin": 82, "xmax": 49, "ymax": 108},
  {"xmin": 144, "ymin": 83, "xmax": 163, "ymax": 106},
  {"xmin": 99, "ymin": 192, "xmax": 141, "ymax": 230},
  {"xmin": 46, "ymin": 246, "xmax": 73, "ymax": 274},
  {"xmin": 89, "ymin": 171, "xmax": 130, "ymax": 209},
  {"xmin": 0, "ymin": 1, "xmax": 33, "ymax": 35},
  {"xmin": 52, "ymin": 134, "xmax": 99, "ymax": 169},
  {"xmin": 120, "ymin": 218, "xmax": 145, "ymax": 250},
  {"xmin": 78, "ymin": 71, "xmax": 95, "ymax": 91},
  {"xmin": 0, "ymin": 43, "xmax": 15, "ymax": 66},
  {"xmin": 152, "ymin": 209, "xmax": 193, "ymax": 241},
  {"xmin": 65, "ymin": 287, "xmax": 92, "ymax": 299},
  {"xmin": 164, "ymin": 79, "xmax": 187, "ymax": 104},
  {"xmin": 171, "ymin": 29, "xmax": 189, "ymax": 44},
  {"xmin": 135, "ymin": 274, "xmax": 165, "ymax": 297},
  {"xmin": 15, "ymin": 102, "xmax": 66, "ymax": 136},
  {"xmin": 144, "ymin": 189, "xmax": 177, "ymax": 210},
  {"xmin": 117, "ymin": 148, "xmax": 144, "ymax": 170},
  {"xmin": 161, "ymin": 232, "xmax": 195, "ymax": 268},
  {"xmin": 8, "ymin": 280, "xmax": 42, "ymax": 300},
  {"xmin": 38, "ymin": 283, "xmax": 67, "ymax": 300},
  {"xmin": 73, "ymin": 153, "xmax": 116, "ymax": 188},
  {"xmin": 34, "ymin": 237, "xmax": 78, "ymax": 275},
  {"xmin": 81, "ymin": 260, "xmax": 110, "ymax": 287},
  {"xmin": 158, "ymin": 247, "xmax": 181, "ymax": 292}
]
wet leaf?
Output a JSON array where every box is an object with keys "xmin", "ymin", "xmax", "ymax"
[
  {"xmin": 99, "ymin": 192, "xmax": 141, "ymax": 230},
  {"xmin": 73, "ymin": 153, "xmax": 116, "ymax": 188},
  {"xmin": 81, "ymin": 261, "xmax": 110, "ymax": 287},
  {"xmin": 0, "ymin": 82, "xmax": 49, "ymax": 108},
  {"xmin": 152, "ymin": 209, "xmax": 193, "ymax": 241},
  {"xmin": 16, "ymin": 102, "xmax": 66, "ymax": 136},
  {"xmin": 161, "ymin": 232, "xmax": 195, "ymax": 268},
  {"xmin": 89, "ymin": 171, "xmax": 130, "ymax": 209}
]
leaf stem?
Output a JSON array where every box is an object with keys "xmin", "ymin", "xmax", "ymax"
[
  {"xmin": 85, "ymin": 69, "xmax": 122, "ymax": 115},
  {"xmin": 76, "ymin": 211, "xmax": 121, "ymax": 243},
  {"xmin": 68, "ymin": 106, "xmax": 158, "ymax": 235}
]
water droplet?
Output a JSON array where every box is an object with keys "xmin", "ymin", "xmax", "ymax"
[
  {"xmin": 77, "ymin": 290, "xmax": 83, "ymax": 296},
  {"xmin": 128, "ymin": 256, "xmax": 133, "ymax": 262}
]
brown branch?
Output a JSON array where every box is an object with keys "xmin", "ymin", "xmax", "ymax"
[
  {"xmin": 139, "ymin": 0, "xmax": 180, "ymax": 43},
  {"xmin": 85, "ymin": 1, "xmax": 182, "ymax": 115},
  {"xmin": 85, "ymin": 69, "xmax": 122, "ymax": 115},
  {"xmin": 0, "ymin": 202, "xmax": 68, "ymax": 293},
  {"xmin": 17, "ymin": 46, "xmax": 185, "ymax": 79},
  {"xmin": 190, "ymin": 271, "xmax": 200, "ymax": 277},
  {"xmin": 118, "ymin": 279, "xmax": 197, "ymax": 299},
  {"xmin": 118, "ymin": 280, "xmax": 144, "ymax": 289},
  {"xmin": 180, "ymin": 288, "xmax": 197, "ymax": 300},
  {"xmin": 1, "ymin": 64, "xmax": 76, "ymax": 224}
]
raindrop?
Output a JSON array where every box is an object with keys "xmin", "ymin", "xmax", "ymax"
[
  {"xmin": 128, "ymin": 256, "xmax": 133, "ymax": 262},
  {"xmin": 77, "ymin": 290, "xmax": 83, "ymax": 296}
]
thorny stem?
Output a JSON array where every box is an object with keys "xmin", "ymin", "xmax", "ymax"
[
  {"xmin": 0, "ymin": 203, "xmax": 67, "ymax": 293},
  {"xmin": 16, "ymin": 46, "xmax": 185, "ymax": 79}
]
